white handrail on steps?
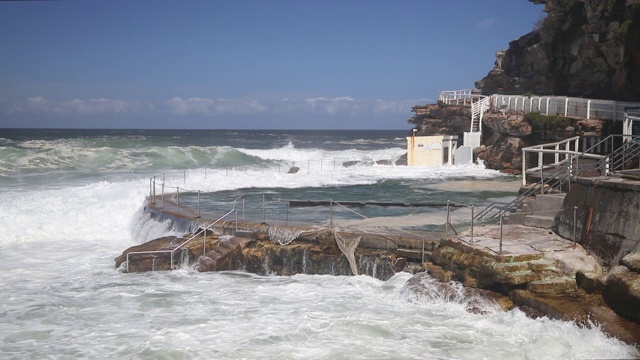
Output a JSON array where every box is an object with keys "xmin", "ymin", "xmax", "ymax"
[{"xmin": 521, "ymin": 136, "xmax": 581, "ymax": 186}]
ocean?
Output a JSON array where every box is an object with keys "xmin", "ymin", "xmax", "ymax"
[{"xmin": 0, "ymin": 128, "xmax": 636, "ymax": 359}]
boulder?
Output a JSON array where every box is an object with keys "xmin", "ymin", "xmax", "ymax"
[
  {"xmin": 604, "ymin": 265, "xmax": 640, "ymax": 322},
  {"xmin": 622, "ymin": 251, "xmax": 640, "ymax": 273}
]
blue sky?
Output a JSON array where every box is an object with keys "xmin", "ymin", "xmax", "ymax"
[{"xmin": 0, "ymin": 0, "xmax": 543, "ymax": 130}]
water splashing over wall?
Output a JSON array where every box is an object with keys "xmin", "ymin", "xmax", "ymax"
[{"xmin": 268, "ymin": 227, "xmax": 302, "ymax": 245}]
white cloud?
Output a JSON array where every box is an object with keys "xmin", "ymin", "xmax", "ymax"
[
  {"xmin": 475, "ymin": 19, "xmax": 495, "ymax": 29},
  {"xmin": 167, "ymin": 97, "xmax": 214, "ymax": 115},
  {"xmin": 1, "ymin": 95, "xmax": 432, "ymax": 118},
  {"xmin": 167, "ymin": 97, "xmax": 268, "ymax": 115},
  {"xmin": 5, "ymin": 96, "xmax": 145, "ymax": 114}
]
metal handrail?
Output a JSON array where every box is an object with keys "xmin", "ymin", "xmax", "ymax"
[
  {"xmin": 478, "ymin": 134, "xmax": 640, "ymax": 220},
  {"xmin": 126, "ymin": 208, "xmax": 236, "ymax": 272}
]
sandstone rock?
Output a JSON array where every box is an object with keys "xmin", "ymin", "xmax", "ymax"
[
  {"xmin": 526, "ymin": 278, "xmax": 578, "ymax": 296},
  {"xmin": 576, "ymin": 270, "xmax": 606, "ymax": 293},
  {"xmin": 477, "ymin": 136, "xmax": 526, "ymax": 174},
  {"xmin": 423, "ymin": 262, "xmax": 456, "ymax": 282},
  {"xmin": 604, "ymin": 265, "xmax": 640, "ymax": 322},
  {"xmin": 483, "ymin": 113, "xmax": 533, "ymax": 136},
  {"xmin": 622, "ymin": 251, "xmax": 640, "ymax": 273}
]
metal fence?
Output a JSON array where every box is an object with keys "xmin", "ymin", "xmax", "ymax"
[
  {"xmin": 490, "ymin": 95, "xmax": 640, "ymax": 121},
  {"xmin": 439, "ymin": 90, "xmax": 640, "ymax": 121}
]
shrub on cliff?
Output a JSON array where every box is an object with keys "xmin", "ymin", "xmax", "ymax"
[{"xmin": 524, "ymin": 112, "xmax": 572, "ymax": 140}]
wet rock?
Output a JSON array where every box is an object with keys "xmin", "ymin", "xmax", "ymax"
[
  {"xmin": 342, "ymin": 160, "xmax": 360, "ymax": 167},
  {"xmin": 604, "ymin": 265, "xmax": 640, "ymax": 322},
  {"xmin": 526, "ymin": 278, "xmax": 578, "ymax": 296},
  {"xmin": 576, "ymin": 270, "xmax": 605, "ymax": 294},
  {"xmin": 115, "ymin": 235, "xmax": 219, "ymax": 272},
  {"xmin": 288, "ymin": 166, "xmax": 300, "ymax": 173},
  {"xmin": 423, "ymin": 263, "xmax": 456, "ymax": 282},
  {"xmin": 622, "ymin": 252, "xmax": 640, "ymax": 273},
  {"xmin": 405, "ymin": 272, "xmax": 515, "ymax": 313},
  {"xmin": 198, "ymin": 237, "xmax": 250, "ymax": 272}
]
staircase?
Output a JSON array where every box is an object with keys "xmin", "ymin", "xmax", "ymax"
[
  {"xmin": 476, "ymin": 135, "xmax": 640, "ymax": 221},
  {"xmin": 470, "ymin": 96, "xmax": 490, "ymax": 133}
]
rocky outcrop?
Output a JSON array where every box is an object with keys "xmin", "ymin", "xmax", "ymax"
[
  {"xmin": 116, "ymin": 224, "xmax": 411, "ymax": 280},
  {"xmin": 605, "ymin": 261, "xmax": 640, "ymax": 322},
  {"xmin": 476, "ymin": 0, "xmax": 640, "ymax": 101},
  {"xmin": 407, "ymin": 103, "xmax": 472, "ymax": 140}
]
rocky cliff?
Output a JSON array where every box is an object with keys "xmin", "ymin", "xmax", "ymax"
[
  {"xmin": 476, "ymin": 0, "xmax": 640, "ymax": 101},
  {"xmin": 409, "ymin": 0, "xmax": 638, "ymax": 173}
]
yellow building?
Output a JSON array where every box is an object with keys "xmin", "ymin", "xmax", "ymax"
[{"xmin": 406, "ymin": 134, "xmax": 458, "ymax": 166}]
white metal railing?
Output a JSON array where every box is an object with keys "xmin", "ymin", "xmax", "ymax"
[
  {"xmin": 491, "ymin": 95, "xmax": 640, "ymax": 121},
  {"xmin": 440, "ymin": 89, "xmax": 640, "ymax": 122},
  {"xmin": 439, "ymin": 89, "xmax": 473, "ymax": 105},
  {"xmin": 624, "ymin": 114, "xmax": 640, "ymax": 141},
  {"xmin": 521, "ymin": 136, "xmax": 581, "ymax": 186}
]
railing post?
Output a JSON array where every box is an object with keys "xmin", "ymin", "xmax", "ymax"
[
  {"xmin": 587, "ymin": 100, "xmax": 591, "ymax": 119},
  {"xmin": 522, "ymin": 149, "xmax": 527, "ymax": 186},
  {"xmin": 540, "ymin": 166, "xmax": 544, "ymax": 194},
  {"xmin": 564, "ymin": 98, "xmax": 569, "ymax": 117},
  {"xmin": 546, "ymin": 98, "xmax": 550, "ymax": 115},
  {"xmin": 499, "ymin": 211, "xmax": 504, "ymax": 255},
  {"xmin": 197, "ymin": 190, "xmax": 201, "ymax": 218},
  {"xmin": 161, "ymin": 182, "xmax": 165, "ymax": 209},
  {"xmin": 421, "ymin": 236, "xmax": 425, "ymax": 263},
  {"xmin": 554, "ymin": 144, "xmax": 559, "ymax": 163},
  {"xmin": 471, "ymin": 205, "xmax": 474, "ymax": 245},
  {"xmin": 153, "ymin": 176, "xmax": 156, "ymax": 203},
  {"xmin": 538, "ymin": 151, "xmax": 543, "ymax": 169},
  {"xmin": 445, "ymin": 200, "xmax": 450, "ymax": 239},
  {"xmin": 330, "ymin": 199, "xmax": 334, "ymax": 230},
  {"xmin": 176, "ymin": 187, "xmax": 180, "ymax": 213},
  {"xmin": 573, "ymin": 206, "xmax": 577, "ymax": 247},
  {"xmin": 262, "ymin": 194, "xmax": 266, "ymax": 223},
  {"xmin": 203, "ymin": 228, "xmax": 206, "ymax": 256},
  {"xmin": 149, "ymin": 178, "xmax": 153, "ymax": 200}
]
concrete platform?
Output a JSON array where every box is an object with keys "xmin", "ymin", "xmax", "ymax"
[{"xmin": 452, "ymin": 224, "xmax": 596, "ymax": 276}]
